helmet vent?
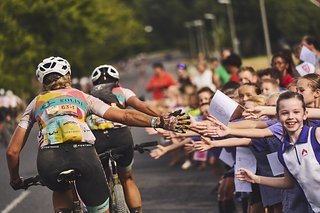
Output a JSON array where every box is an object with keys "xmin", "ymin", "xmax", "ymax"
[
  {"xmin": 43, "ymin": 63, "xmax": 51, "ymax": 69},
  {"xmin": 50, "ymin": 62, "xmax": 56, "ymax": 68}
]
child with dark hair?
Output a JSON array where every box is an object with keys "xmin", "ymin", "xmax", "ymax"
[
  {"xmin": 222, "ymin": 54, "xmax": 242, "ymax": 83},
  {"xmin": 271, "ymin": 53, "xmax": 295, "ymax": 88},
  {"xmin": 236, "ymin": 91, "xmax": 320, "ymax": 212}
]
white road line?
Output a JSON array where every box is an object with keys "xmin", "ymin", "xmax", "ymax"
[{"xmin": 1, "ymin": 191, "xmax": 30, "ymax": 213}]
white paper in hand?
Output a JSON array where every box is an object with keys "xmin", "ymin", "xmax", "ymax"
[
  {"xmin": 267, "ymin": 152, "xmax": 284, "ymax": 176},
  {"xmin": 219, "ymin": 148, "xmax": 235, "ymax": 167},
  {"xmin": 300, "ymin": 46, "xmax": 317, "ymax": 65},
  {"xmin": 234, "ymin": 147, "xmax": 257, "ymax": 192},
  {"xmin": 296, "ymin": 62, "xmax": 315, "ymax": 76},
  {"xmin": 209, "ymin": 90, "xmax": 238, "ymax": 125}
]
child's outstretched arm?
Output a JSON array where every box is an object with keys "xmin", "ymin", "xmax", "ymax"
[
  {"xmin": 236, "ymin": 168, "xmax": 294, "ymax": 188},
  {"xmin": 244, "ymin": 106, "xmax": 320, "ymax": 119},
  {"xmin": 150, "ymin": 138, "xmax": 192, "ymax": 159},
  {"xmin": 306, "ymin": 108, "xmax": 320, "ymax": 119},
  {"xmin": 228, "ymin": 119, "xmax": 269, "ymax": 129},
  {"xmin": 194, "ymin": 137, "xmax": 252, "ymax": 152},
  {"xmin": 204, "ymin": 115, "xmax": 273, "ymax": 138}
]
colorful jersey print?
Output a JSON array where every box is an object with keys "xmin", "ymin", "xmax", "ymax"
[{"xmin": 34, "ymin": 88, "xmax": 95, "ymax": 147}]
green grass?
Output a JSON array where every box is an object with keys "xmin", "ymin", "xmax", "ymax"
[{"xmin": 242, "ymin": 55, "xmax": 270, "ymax": 71}]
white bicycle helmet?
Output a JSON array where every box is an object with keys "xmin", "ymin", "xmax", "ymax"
[
  {"xmin": 36, "ymin": 56, "xmax": 71, "ymax": 84},
  {"xmin": 91, "ymin": 65, "xmax": 120, "ymax": 85}
]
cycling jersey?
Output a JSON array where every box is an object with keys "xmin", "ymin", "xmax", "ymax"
[
  {"xmin": 18, "ymin": 88, "xmax": 110, "ymax": 147},
  {"xmin": 87, "ymin": 86, "xmax": 135, "ymax": 130},
  {"xmin": 88, "ymin": 85, "xmax": 137, "ymax": 171}
]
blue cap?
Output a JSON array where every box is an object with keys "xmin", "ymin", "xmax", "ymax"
[{"xmin": 177, "ymin": 63, "xmax": 187, "ymax": 70}]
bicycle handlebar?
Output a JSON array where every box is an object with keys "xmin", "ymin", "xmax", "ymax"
[
  {"xmin": 99, "ymin": 141, "xmax": 158, "ymax": 160},
  {"xmin": 16, "ymin": 175, "xmax": 44, "ymax": 190},
  {"xmin": 133, "ymin": 141, "xmax": 158, "ymax": 154}
]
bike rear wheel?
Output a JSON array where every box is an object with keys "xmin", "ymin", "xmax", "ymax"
[{"xmin": 113, "ymin": 183, "xmax": 130, "ymax": 213}]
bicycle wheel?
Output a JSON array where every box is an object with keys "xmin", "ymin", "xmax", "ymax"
[{"xmin": 113, "ymin": 183, "xmax": 130, "ymax": 213}]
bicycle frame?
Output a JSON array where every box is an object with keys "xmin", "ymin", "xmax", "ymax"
[{"xmin": 99, "ymin": 141, "xmax": 158, "ymax": 213}]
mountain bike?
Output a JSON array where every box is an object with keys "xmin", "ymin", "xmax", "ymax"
[
  {"xmin": 17, "ymin": 141, "xmax": 158, "ymax": 213},
  {"xmin": 98, "ymin": 141, "xmax": 158, "ymax": 213}
]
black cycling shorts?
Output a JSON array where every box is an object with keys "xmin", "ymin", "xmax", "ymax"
[
  {"xmin": 92, "ymin": 127, "xmax": 134, "ymax": 171},
  {"xmin": 37, "ymin": 142, "xmax": 109, "ymax": 207}
]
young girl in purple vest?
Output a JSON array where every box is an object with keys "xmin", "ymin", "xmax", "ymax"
[{"xmin": 236, "ymin": 91, "xmax": 320, "ymax": 212}]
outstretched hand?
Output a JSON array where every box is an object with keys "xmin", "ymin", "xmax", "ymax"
[
  {"xmin": 193, "ymin": 136, "xmax": 214, "ymax": 151},
  {"xmin": 150, "ymin": 145, "xmax": 168, "ymax": 159},
  {"xmin": 235, "ymin": 168, "xmax": 259, "ymax": 184},
  {"xmin": 189, "ymin": 114, "xmax": 209, "ymax": 134},
  {"xmin": 203, "ymin": 115, "xmax": 230, "ymax": 137},
  {"xmin": 162, "ymin": 109, "xmax": 191, "ymax": 133},
  {"xmin": 145, "ymin": 127, "xmax": 158, "ymax": 135},
  {"xmin": 184, "ymin": 140, "xmax": 196, "ymax": 153},
  {"xmin": 242, "ymin": 106, "xmax": 264, "ymax": 120}
]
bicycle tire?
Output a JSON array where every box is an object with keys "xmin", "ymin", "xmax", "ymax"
[{"xmin": 113, "ymin": 183, "xmax": 130, "ymax": 213}]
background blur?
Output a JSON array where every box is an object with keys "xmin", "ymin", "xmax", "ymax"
[{"xmin": 0, "ymin": 0, "xmax": 319, "ymax": 99}]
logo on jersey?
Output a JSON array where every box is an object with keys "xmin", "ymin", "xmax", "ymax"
[
  {"xmin": 302, "ymin": 149, "xmax": 308, "ymax": 157},
  {"xmin": 41, "ymin": 100, "xmax": 55, "ymax": 109}
]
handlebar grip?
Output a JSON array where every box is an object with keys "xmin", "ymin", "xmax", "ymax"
[{"xmin": 21, "ymin": 175, "xmax": 43, "ymax": 189}]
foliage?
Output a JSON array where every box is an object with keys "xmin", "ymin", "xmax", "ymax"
[
  {"xmin": 0, "ymin": 0, "xmax": 319, "ymax": 98},
  {"xmin": 0, "ymin": 0, "xmax": 146, "ymax": 98}
]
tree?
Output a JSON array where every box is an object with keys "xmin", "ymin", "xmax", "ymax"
[{"xmin": 0, "ymin": 0, "xmax": 147, "ymax": 98}]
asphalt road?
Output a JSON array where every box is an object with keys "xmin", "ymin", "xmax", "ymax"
[
  {"xmin": 0, "ymin": 126, "xmax": 218, "ymax": 213},
  {"xmin": 0, "ymin": 57, "xmax": 219, "ymax": 212}
]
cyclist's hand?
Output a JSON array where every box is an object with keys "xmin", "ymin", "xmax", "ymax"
[
  {"xmin": 161, "ymin": 109, "xmax": 190, "ymax": 133},
  {"xmin": 10, "ymin": 177, "xmax": 24, "ymax": 190}
]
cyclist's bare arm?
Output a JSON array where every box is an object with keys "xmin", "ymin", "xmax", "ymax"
[
  {"xmin": 104, "ymin": 107, "xmax": 157, "ymax": 127},
  {"xmin": 127, "ymin": 96, "xmax": 162, "ymax": 116},
  {"xmin": 7, "ymin": 126, "xmax": 31, "ymax": 183}
]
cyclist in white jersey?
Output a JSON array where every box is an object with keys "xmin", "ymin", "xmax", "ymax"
[
  {"xmin": 6, "ymin": 56, "xmax": 189, "ymax": 213},
  {"xmin": 87, "ymin": 64, "xmax": 162, "ymax": 213}
]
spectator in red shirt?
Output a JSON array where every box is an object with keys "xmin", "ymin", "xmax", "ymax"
[
  {"xmin": 222, "ymin": 53, "xmax": 242, "ymax": 83},
  {"xmin": 146, "ymin": 62, "xmax": 176, "ymax": 100},
  {"xmin": 271, "ymin": 53, "xmax": 295, "ymax": 89}
]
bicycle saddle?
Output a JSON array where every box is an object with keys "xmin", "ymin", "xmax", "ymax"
[{"xmin": 57, "ymin": 169, "xmax": 81, "ymax": 183}]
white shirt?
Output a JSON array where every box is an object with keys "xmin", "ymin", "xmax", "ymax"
[{"xmin": 192, "ymin": 69, "xmax": 216, "ymax": 91}]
